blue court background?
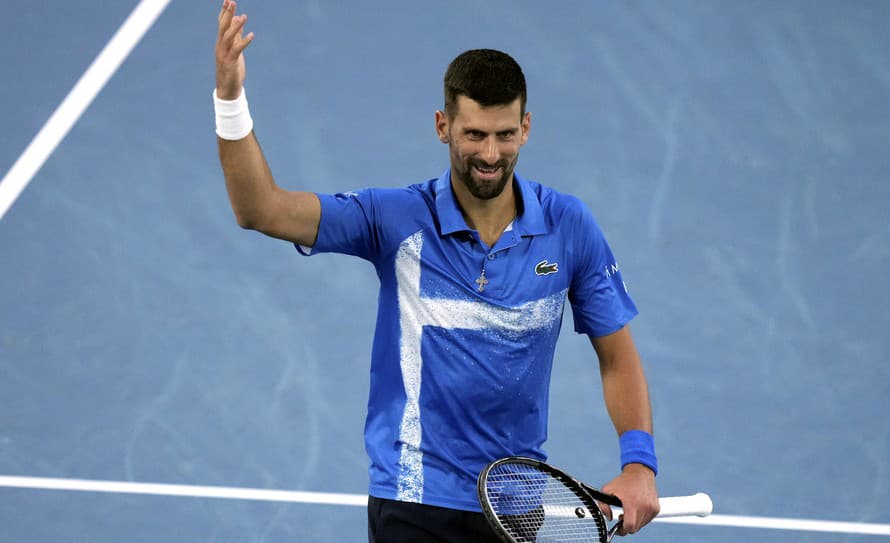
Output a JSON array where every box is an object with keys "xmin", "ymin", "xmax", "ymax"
[{"xmin": 2, "ymin": 1, "xmax": 889, "ymax": 541}]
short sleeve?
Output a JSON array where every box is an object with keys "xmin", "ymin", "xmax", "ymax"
[
  {"xmin": 567, "ymin": 203, "xmax": 638, "ymax": 337},
  {"xmin": 295, "ymin": 190, "xmax": 380, "ymax": 261}
]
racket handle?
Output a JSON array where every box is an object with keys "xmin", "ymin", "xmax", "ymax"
[{"xmin": 657, "ymin": 492, "xmax": 713, "ymax": 518}]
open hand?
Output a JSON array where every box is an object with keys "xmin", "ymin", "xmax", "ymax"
[{"xmin": 215, "ymin": 0, "xmax": 254, "ymax": 100}]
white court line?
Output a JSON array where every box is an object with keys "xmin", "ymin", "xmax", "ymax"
[
  {"xmin": 0, "ymin": 476, "xmax": 366, "ymax": 507},
  {"xmin": 655, "ymin": 514, "xmax": 890, "ymax": 537},
  {"xmin": 2, "ymin": 476, "xmax": 889, "ymax": 536},
  {"xmin": 0, "ymin": 0, "xmax": 172, "ymax": 220}
]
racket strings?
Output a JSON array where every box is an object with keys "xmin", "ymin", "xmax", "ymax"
[{"xmin": 485, "ymin": 464, "xmax": 606, "ymax": 542}]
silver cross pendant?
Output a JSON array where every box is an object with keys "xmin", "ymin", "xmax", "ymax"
[{"xmin": 475, "ymin": 269, "xmax": 489, "ymax": 292}]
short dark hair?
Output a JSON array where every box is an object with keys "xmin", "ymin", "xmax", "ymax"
[{"xmin": 443, "ymin": 49, "xmax": 527, "ymax": 118}]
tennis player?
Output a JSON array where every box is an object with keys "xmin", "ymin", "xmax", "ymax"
[{"xmin": 215, "ymin": 1, "xmax": 659, "ymax": 540}]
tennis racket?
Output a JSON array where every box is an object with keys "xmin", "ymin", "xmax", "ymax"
[{"xmin": 478, "ymin": 457, "xmax": 712, "ymax": 542}]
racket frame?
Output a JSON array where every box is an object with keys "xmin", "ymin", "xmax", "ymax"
[
  {"xmin": 477, "ymin": 456, "xmax": 617, "ymax": 543},
  {"xmin": 479, "ymin": 456, "xmax": 713, "ymax": 542}
]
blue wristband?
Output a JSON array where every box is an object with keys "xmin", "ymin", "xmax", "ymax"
[{"xmin": 619, "ymin": 430, "xmax": 658, "ymax": 476}]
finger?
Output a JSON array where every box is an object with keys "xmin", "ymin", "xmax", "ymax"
[
  {"xmin": 218, "ymin": 0, "xmax": 235, "ymax": 37},
  {"xmin": 219, "ymin": 2, "xmax": 241, "ymax": 41},
  {"xmin": 616, "ymin": 515, "xmax": 629, "ymax": 536},
  {"xmin": 222, "ymin": 13, "xmax": 248, "ymax": 46},
  {"xmin": 219, "ymin": 15, "xmax": 246, "ymax": 61},
  {"xmin": 229, "ymin": 33, "xmax": 254, "ymax": 61},
  {"xmin": 619, "ymin": 508, "xmax": 653, "ymax": 535},
  {"xmin": 227, "ymin": 19, "xmax": 254, "ymax": 58},
  {"xmin": 623, "ymin": 502, "xmax": 658, "ymax": 534},
  {"xmin": 241, "ymin": 31, "xmax": 255, "ymax": 49},
  {"xmin": 598, "ymin": 502, "xmax": 613, "ymax": 522},
  {"xmin": 620, "ymin": 512, "xmax": 637, "ymax": 535}
]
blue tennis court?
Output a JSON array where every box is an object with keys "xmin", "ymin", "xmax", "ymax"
[{"xmin": 2, "ymin": 1, "xmax": 889, "ymax": 541}]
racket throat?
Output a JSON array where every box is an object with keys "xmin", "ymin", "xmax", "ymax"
[{"xmin": 606, "ymin": 519, "xmax": 623, "ymax": 542}]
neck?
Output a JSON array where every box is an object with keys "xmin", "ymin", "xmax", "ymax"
[{"xmin": 451, "ymin": 174, "xmax": 517, "ymax": 247}]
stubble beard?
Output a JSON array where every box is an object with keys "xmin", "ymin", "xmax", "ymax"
[{"xmin": 453, "ymin": 152, "xmax": 518, "ymax": 201}]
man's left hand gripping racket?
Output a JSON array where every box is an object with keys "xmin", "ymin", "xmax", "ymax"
[{"xmin": 478, "ymin": 457, "xmax": 712, "ymax": 542}]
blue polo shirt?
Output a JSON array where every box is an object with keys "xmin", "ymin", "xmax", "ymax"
[{"xmin": 298, "ymin": 170, "xmax": 637, "ymax": 512}]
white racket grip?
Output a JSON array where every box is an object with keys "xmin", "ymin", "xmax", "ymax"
[
  {"xmin": 657, "ymin": 492, "xmax": 713, "ymax": 517},
  {"xmin": 611, "ymin": 492, "xmax": 713, "ymax": 519}
]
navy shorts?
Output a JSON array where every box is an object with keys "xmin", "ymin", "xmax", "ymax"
[{"xmin": 367, "ymin": 496, "xmax": 503, "ymax": 542}]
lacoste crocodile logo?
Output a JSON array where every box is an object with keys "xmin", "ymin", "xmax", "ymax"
[{"xmin": 535, "ymin": 260, "xmax": 559, "ymax": 276}]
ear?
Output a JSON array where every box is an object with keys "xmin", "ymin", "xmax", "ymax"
[
  {"xmin": 435, "ymin": 110, "xmax": 449, "ymax": 144},
  {"xmin": 520, "ymin": 111, "xmax": 531, "ymax": 146}
]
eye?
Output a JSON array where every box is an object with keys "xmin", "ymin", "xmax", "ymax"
[{"xmin": 498, "ymin": 131, "xmax": 517, "ymax": 141}]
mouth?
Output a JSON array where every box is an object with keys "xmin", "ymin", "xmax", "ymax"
[{"xmin": 473, "ymin": 163, "xmax": 502, "ymax": 180}]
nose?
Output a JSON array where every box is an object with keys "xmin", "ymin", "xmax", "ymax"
[{"xmin": 480, "ymin": 136, "xmax": 499, "ymax": 164}]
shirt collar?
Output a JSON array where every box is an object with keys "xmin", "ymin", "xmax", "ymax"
[{"xmin": 434, "ymin": 169, "xmax": 548, "ymax": 238}]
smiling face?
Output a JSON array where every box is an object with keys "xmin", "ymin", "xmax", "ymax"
[{"xmin": 436, "ymin": 95, "xmax": 531, "ymax": 201}]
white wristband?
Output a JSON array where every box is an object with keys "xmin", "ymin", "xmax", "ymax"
[{"xmin": 214, "ymin": 87, "xmax": 254, "ymax": 140}]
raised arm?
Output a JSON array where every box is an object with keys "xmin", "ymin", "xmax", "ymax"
[
  {"xmin": 215, "ymin": 0, "xmax": 320, "ymax": 246},
  {"xmin": 590, "ymin": 325, "xmax": 660, "ymax": 535}
]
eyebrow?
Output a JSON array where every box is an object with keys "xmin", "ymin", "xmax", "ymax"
[{"xmin": 462, "ymin": 127, "xmax": 518, "ymax": 135}]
